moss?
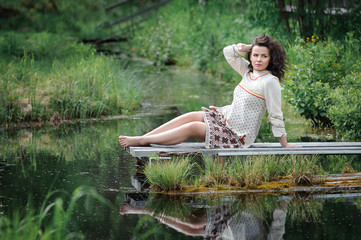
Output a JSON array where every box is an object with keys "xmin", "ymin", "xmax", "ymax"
[{"xmin": 148, "ymin": 174, "xmax": 361, "ymax": 195}]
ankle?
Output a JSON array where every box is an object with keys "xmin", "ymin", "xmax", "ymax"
[{"xmin": 139, "ymin": 136, "xmax": 147, "ymax": 146}]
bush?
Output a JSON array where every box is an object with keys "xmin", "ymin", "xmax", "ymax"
[
  {"xmin": 285, "ymin": 33, "xmax": 361, "ymax": 139},
  {"xmin": 325, "ymin": 70, "xmax": 361, "ymax": 139},
  {"xmin": 132, "ymin": 20, "xmax": 177, "ymax": 69},
  {"xmin": 284, "ymin": 36, "xmax": 345, "ymax": 126}
]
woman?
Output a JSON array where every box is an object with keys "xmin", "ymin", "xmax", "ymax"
[{"xmin": 119, "ymin": 34, "xmax": 299, "ymax": 148}]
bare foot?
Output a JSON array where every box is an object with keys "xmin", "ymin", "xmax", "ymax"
[{"xmin": 118, "ymin": 135, "xmax": 143, "ymax": 147}]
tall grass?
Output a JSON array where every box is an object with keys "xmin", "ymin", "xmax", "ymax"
[
  {"xmin": 143, "ymin": 157, "xmax": 196, "ymax": 192},
  {"xmin": 0, "ymin": 32, "xmax": 143, "ymax": 122},
  {"xmin": 229, "ymin": 156, "xmax": 277, "ymax": 188},
  {"xmin": 143, "ymin": 155, "xmax": 325, "ymax": 192},
  {"xmin": 200, "ymin": 157, "xmax": 229, "ymax": 187},
  {"xmin": 0, "ymin": 186, "xmax": 114, "ymax": 240},
  {"xmin": 287, "ymin": 155, "xmax": 323, "ymax": 185}
]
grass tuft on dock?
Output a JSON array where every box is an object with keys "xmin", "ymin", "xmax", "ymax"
[{"xmin": 143, "ymin": 155, "xmax": 327, "ymax": 193}]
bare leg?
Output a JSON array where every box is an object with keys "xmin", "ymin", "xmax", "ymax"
[
  {"xmin": 144, "ymin": 111, "xmax": 204, "ymax": 136},
  {"xmin": 119, "ymin": 121, "xmax": 206, "ymax": 147}
]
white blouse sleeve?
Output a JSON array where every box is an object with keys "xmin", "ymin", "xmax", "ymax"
[
  {"xmin": 223, "ymin": 44, "xmax": 249, "ymax": 77},
  {"xmin": 264, "ymin": 77, "xmax": 287, "ymax": 137}
]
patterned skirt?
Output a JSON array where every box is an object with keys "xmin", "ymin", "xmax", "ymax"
[{"xmin": 202, "ymin": 107, "xmax": 246, "ymax": 149}]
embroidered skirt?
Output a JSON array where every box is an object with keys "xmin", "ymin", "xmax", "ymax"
[{"xmin": 202, "ymin": 108, "xmax": 245, "ymax": 149}]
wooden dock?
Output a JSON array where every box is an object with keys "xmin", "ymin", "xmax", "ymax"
[{"xmin": 126, "ymin": 142, "xmax": 361, "ymax": 158}]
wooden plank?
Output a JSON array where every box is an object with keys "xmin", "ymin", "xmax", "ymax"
[
  {"xmin": 146, "ymin": 142, "xmax": 361, "ymax": 148},
  {"xmin": 251, "ymin": 142, "xmax": 361, "ymax": 148},
  {"xmin": 126, "ymin": 142, "xmax": 361, "ymax": 158},
  {"xmin": 218, "ymin": 148, "xmax": 361, "ymax": 156}
]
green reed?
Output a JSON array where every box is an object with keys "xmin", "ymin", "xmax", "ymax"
[
  {"xmin": 143, "ymin": 157, "xmax": 196, "ymax": 192},
  {"xmin": 0, "ymin": 186, "xmax": 114, "ymax": 240},
  {"xmin": 286, "ymin": 155, "xmax": 323, "ymax": 185},
  {"xmin": 143, "ymin": 155, "xmax": 325, "ymax": 192},
  {"xmin": 200, "ymin": 157, "xmax": 229, "ymax": 187},
  {"xmin": 0, "ymin": 32, "xmax": 143, "ymax": 122}
]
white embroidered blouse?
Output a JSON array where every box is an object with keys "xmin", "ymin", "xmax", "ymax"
[{"xmin": 217, "ymin": 43, "xmax": 287, "ymax": 147}]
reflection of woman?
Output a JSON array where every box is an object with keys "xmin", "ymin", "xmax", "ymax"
[
  {"xmin": 119, "ymin": 35, "xmax": 299, "ymax": 149},
  {"xmin": 120, "ymin": 203, "xmax": 208, "ymax": 237},
  {"xmin": 120, "ymin": 200, "xmax": 287, "ymax": 240}
]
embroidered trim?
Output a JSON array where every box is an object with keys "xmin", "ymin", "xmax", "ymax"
[
  {"xmin": 249, "ymin": 72, "xmax": 270, "ymax": 81},
  {"xmin": 239, "ymin": 83, "xmax": 265, "ymax": 100}
]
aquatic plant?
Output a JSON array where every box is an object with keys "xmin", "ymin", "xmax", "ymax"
[
  {"xmin": 144, "ymin": 154, "xmax": 326, "ymax": 192},
  {"xmin": 286, "ymin": 155, "xmax": 323, "ymax": 185},
  {"xmin": 200, "ymin": 157, "xmax": 229, "ymax": 187},
  {"xmin": 228, "ymin": 155, "xmax": 289, "ymax": 188},
  {"xmin": 0, "ymin": 31, "xmax": 143, "ymax": 123},
  {"xmin": 0, "ymin": 186, "xmax": 114, "ymax": 240},
  {"xmin": 143, "ymin": 157, "xmax": 196, "ymax": 192},
  {"xmin": 228, "ymin": 156, "xmax": 264, "ymax": 188}
]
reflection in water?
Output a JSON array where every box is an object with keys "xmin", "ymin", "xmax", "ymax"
[{"xmin": 120, "ymin": 193, "xmax": 334, "ymax": 240}]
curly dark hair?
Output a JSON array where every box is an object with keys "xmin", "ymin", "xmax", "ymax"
[{"xmin": 246, "ymin": 34, "xmax": 288, "ymax": 81}]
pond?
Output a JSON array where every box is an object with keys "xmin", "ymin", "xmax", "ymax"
[{"xmin": 1, "ymin": 69, "xmax": 360, "ymax": 239}]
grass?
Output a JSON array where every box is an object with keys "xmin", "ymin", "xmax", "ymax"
[
  {"xmin": 0, "ymin": 0, "xmax": 151, "ymax": 124},
  {"xmin": 0, "ymin": 31, "xmax": 143, "ymax": 122},
  {"xmin": 288, "ymin": 155, "xmax": 323, "ymax": 185},
  {"xmin": 143, "ymin": 155, "xmax": 327, "ymax": 192},
  {"xmin": 143, "ymin": 157, "xmax": 196, "ymax": 192},
  {"xmin": 200, "ymin": 157, "xmax": 229, "ymax": 187},
  {"xmin": 0, "ymin": 186, "xmax": 114, "ymax": 240}
]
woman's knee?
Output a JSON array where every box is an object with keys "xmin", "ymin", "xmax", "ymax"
[
  {"xmin": 185, "ymin": 122, "xmax": 206, "ymax": 136},
  {"xmin": 184, "ymin": 111, "xmax": 204, "ymax": 122}
]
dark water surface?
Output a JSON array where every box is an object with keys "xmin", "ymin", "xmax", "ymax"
[{"xmin": 1, "ymin": 70, "xmax": 360, "ymax": 239}]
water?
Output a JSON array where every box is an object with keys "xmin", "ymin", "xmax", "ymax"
[{"xmin": 1, "ymin": 69, "xmax": 360, "ymax": 239}]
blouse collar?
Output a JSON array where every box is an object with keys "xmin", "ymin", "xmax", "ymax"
[{"xmin": 252, "ymin": 70, "xmax": 269, "ymax": 77}]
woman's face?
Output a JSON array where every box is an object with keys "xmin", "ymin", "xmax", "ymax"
[{"xmin": 250, "ymin": 45, "xmax": 271, "ymax": 71}]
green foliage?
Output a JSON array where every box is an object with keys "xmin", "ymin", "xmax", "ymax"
[
  {"xmin": 323, "ymin": 70, "xmax": 361, "ymax": 139},
  {"xmin": 131, "ymin": 0, "xmax": 258, "ymax": 79},
  {"xmin": 0, "ymin": 0, "xmax": 116, "ymax": 38},
  {"xmin": 284, "ymin": 37, "xmax": 345, "ymax": 126},
  {"xmin": 133, "ymin": 20, "xmax": 176, "ymax": 69},
  {"xmin": 0, "ymin": 31, "xmax": 91, "ymax": 60},
  {"xmin": 285, "ymin": 33, "xmax": 361, "ymax": 139},
  {"xmin": 244, "ymin": 0, "xmax": 361, "ymax": 41}
]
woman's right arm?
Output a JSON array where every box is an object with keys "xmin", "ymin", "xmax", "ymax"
[{"xmin": 223, "ymin": 43, "xmax": 252, "ymax": 76}]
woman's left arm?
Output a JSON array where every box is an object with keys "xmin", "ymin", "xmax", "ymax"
[
  {"xmin": 264, "ymin": 78, "xmax": 301, "ymax": 148},
  {"xmin": 278, "ymin": 136, "xmax": 301, "ymax": 148}
]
